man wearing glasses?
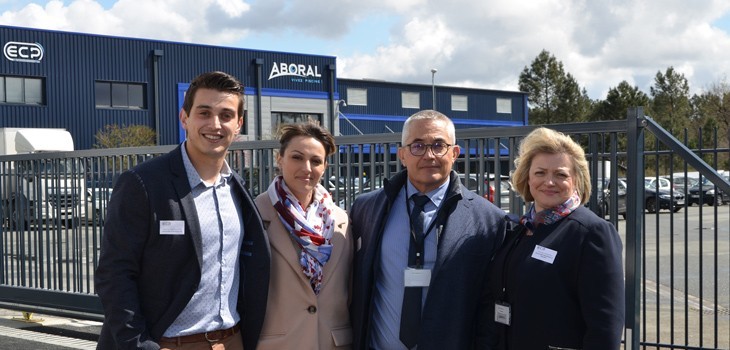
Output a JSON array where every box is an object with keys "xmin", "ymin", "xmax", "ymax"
[{"xmin": 349, "ymin": 110, "xmax": 506, "ymax": 349}]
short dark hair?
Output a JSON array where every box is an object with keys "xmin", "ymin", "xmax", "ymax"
[
  {"xmin": 277, "ymin": 122, "xmax": 336, "ymax": 158},
  {"xmin": 182, "ymin": 71, "xmax": 245, "ymax": 117}
]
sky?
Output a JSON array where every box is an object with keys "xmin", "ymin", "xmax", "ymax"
[{"xmin": 2, "ymin": 0, "xmax": 730, "ymax": 100}]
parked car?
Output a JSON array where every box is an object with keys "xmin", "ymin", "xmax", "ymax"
[
  {"xmin": 644, "ymin": 176, "xmax": 674, "ymax": 192},
  {"xmin": 86, "ymin": 187, "xmax": 112, "ymax": 225},
  {"xmin": 599, "ymin": 178, "xmax": 627, "ymax": 219},
  {"xmin": 458, "ymin": 173, "xmax": 511, "ymax": 211},
  {"xmin": 687, "ymin": 175, "xmax": 730, "ymax": 206},
  {"xmin": 601, "ymin": 178, "xmax": 684, "ymax": 216},
  {"xmin": 484, "ymin": 174, "xmax": 512, "ymax": 212},
  {"xmin": 670, "ymin": 175, "xmax": 699, "ymax": 195},
  {"xmin": 645, "ymin": 181, "xmax": 684, "ymax": 213}
]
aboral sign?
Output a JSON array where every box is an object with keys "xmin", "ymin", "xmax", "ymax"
[
  {"xmin": 4, "ymin": 41, "xmax": 44, "ymax": 63},
  {"xmin": 268, "ymin": 62, "xmax": 322, "ymax": 83}
]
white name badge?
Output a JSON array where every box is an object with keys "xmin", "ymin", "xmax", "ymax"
[
  {"xmin": 404, "ymin": 268, "xmax": 431, "ymax": 287},
  {"xmin": 531, "ymin": 245, "xmax": 557, "ymax": 264},
  {"xmin": 159, "ymin": 220, "xmax": 185, "ymax": 235},
  {"xmin": 494, "ymin": 302, "xmax": 511, "ymax": 325}
]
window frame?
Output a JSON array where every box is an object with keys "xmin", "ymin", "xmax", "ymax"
[
  {"xmin": 0, "ymin": 75, "xmax": 45, "ymax": 105},
  {"xmin": 401, "ymin": 91, "xmax": 420, "ymax": 109},
  {"xmin": 496, "ymin": 97, "xmax": 512, "ymax": 114},
  {"xmin": 451, "ymin": 95, "xmax": 468, "ymax": 111},
  {"xmin": 95, "ymin": 81, "xmax": 147, "ymax": 109},
  {"xmin": 271, "ymin": 112, "xmax": 323, "ymax": 130},
  {"xmin": 346, "ymin": 88, "xmax": 367, "ymax": 106}
]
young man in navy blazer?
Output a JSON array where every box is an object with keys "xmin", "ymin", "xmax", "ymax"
[
  {"xmin": 349, "ymin": 110, "xmax": 506, "ymax": 349},
  {"xmin": 95, "ymin": 71, "xmax": 270, "ymax": 350}
]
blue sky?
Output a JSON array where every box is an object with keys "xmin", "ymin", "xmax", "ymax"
[{"xmin": 2, "ymin": 0, "xmax": 730, "ymax": 100}]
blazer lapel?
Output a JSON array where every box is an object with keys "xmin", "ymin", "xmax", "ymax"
[
  {"xmin": 259, "ymin": 202, "xmax": 308, "ymax": 282},
  {"xmin": 169, "ymin": 147, "xmax": 204, "ymax": 268}
]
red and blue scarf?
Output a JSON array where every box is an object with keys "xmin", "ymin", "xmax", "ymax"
[
  {"xmin": 267, "ymin": 176, "xmax": 335, "ymax": 295},
  {"xmin": 521, "ymin": 191, "xmax": 581, "ymax": 233}
]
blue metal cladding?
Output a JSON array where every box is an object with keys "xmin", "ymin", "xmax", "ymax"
[
  {"xmin": 336, "ymin": 78, "xmax": 528, "ymax": 136},
  {"xmin": 0, "ymin": 25, "xmax": 336, "ymax": 149}
]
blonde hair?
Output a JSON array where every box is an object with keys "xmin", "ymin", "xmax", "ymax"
[{"xmin": 511, "ymin": 127, "xmax": 591, "ymax": 204}]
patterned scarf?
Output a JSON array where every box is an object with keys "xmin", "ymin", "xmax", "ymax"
[
  {"xmin": 267, "ymin": 176, "xmax": 335, "ymax": 295},
  {"xmin": 521, "ymin": 191, "xmax": 582, "ymax": 233}
]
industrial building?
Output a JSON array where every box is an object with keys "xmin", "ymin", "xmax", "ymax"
[{"xmin": 0, "ymin": 25, "xmax": 527, "ymax": 149}]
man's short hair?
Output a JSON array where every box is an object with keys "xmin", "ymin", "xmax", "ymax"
[
  {"xmin": 401, "ymin": 109, "xmax": 456, "ymax": 144},
  {"xmin": 182, "ymin": 71, "xmax": 245, "ymax": 117}
]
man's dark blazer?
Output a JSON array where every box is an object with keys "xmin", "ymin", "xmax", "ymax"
[
  {"xmin": 95, "ymin": 145, "xmax": 271, "ymax": 350},
  {"xmin": 349, "ymin": 170, "xmax": 506, "ymax": 350}
]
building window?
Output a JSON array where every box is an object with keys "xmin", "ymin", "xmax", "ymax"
[
  {"xmin": 496, "ymin": 98, "xmax": 512, "ymax": 114},
  {"xmin": 272, "ymin": 112, "xmax": 322, "ymax": 127},
  {"xmin": 452, "ymin": 95, "xmax": 468, "ymax": 111},
  {"xmin": 402, "ymin": 92, "xmax": 420, "ymax": 109},
  {"xmin": 347, "ymin": 88, "xmax": 367, "ymax": 106},
  {"xmin": 95, "ymin": 81, "xmax": 146, "ymax": 109},
  {"xmin": 0, "ymin": 75, "xmax": 45, "ymax": 105}
]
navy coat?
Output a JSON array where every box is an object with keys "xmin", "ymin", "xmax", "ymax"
[
  {"xmin": 487, "ymin": 206, "xmax": 624, "ymax": 349},
  {"xmin": 95, "ymin": 145, "xmax": 271, "ymax": 350},
  {"xmin": 350, "ymin": 170, "xmax": 506, "ymax": 350}
]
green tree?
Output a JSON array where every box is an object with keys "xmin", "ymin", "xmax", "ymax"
[
  {"xmin": 591, "ymin": 81, "xmax": 651, "ymax": 121},
  {"xmin": 690, "ymin": 78, "xmax": 730, "ymax": 168},
  {"xmin": 519, "ymin": 50, "xmax": 590, "ymax": 124},
  {"xmin": 94, "ymin": 124, "xmax": 156, "ymax": 148},
  {"xmin": 649, "ymin": 67, "xmax": 698, "ymax": 175},
  {"xmin": 650, "ymin": 67, "xmax": 692, "ymax": 134},
  {"xmin": 554, "ymin": 74, "xmax": 593, "ymax": 122}
]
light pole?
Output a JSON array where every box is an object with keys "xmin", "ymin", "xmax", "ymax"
[{"xmin": 431, "ymin": 68, "xmax": 438, "ymax": 110}]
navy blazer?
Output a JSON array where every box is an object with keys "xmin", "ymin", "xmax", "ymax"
[
  {"xmin": 95, "ymin": 145, "xmax": 271, "ymax": 350},
  {"xmin": 487, "ymin": 206, "xmax": 624, "ymax": 349},
  {"xmin": 349, "ymin": 170, "xmax": 506, "ymax": 350}
]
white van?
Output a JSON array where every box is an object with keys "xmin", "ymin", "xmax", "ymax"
[{"xmin": 0, "ymin": 128, "xmax": 87, "ymax": 229}]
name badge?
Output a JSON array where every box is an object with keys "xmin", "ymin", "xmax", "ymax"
[
  {"xmin": 531, "ymin": 245, "xmax": 557, "ymax": 264},
  {"xmin": 404, "ymin": 268, "xmax": 431, "ymax": 287},
  {"xmin": 494, "ymin": 301, "xmax": 511, "ymax": 325},
  {"xmin": 159, "ymin": 220, "xmax": 185, "ymax": 235}
]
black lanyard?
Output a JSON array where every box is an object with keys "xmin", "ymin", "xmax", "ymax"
[
  {"xmin": 500, "ymin": 225, "xmax": 526, "ymax": 301},
  {"xmin": 405, "ymin": 188, "xmax": 441, "ymax": 268}
]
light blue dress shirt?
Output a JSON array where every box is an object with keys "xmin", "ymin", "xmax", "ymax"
[
  {"xmin": 163, "ymin": 143, "xmax": 244, "ymax": 337},
  {"xmin": 369, "ymin": 179, "xmax": 448, "ymax": 350}
]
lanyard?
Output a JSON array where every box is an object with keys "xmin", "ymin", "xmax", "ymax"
[
  {"xmin": 405, "ymin": 188, "xmax": 442, "ymax": 268},
  {"xmin": 500, "ymin": 225, "xmax": 526, "ymax": 300}
]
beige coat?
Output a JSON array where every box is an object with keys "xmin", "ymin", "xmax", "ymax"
[{"xmin": 255, "ymin": 193, "xmax": 353, "ymax": 350}]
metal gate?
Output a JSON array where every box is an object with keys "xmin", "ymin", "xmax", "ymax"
[{"xmin": 0, "ymin": 107, "xmax": 728, "ymax": 348}]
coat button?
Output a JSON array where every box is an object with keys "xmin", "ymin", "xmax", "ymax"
[{"xmin": 307, "ymin": 305, "xmax": 317, "ymax": 314}]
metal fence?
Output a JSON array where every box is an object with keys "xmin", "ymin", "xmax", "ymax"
[{"xmin": 0, "ymin": 107, "xmax": 728, "ymax": 348}]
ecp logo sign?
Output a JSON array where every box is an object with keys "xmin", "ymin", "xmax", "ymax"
[{"xmin": 4, "ymin": 41, "xmax": 44, "ymax": 63}]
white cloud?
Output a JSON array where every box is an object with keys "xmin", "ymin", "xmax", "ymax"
[
  {"xmin": 339, "ymin": 17, "xmax": 461, "ymax": 81},
  {"xmin": 2, "ymin": 0, "xmax": 730, "ymax": 99}
]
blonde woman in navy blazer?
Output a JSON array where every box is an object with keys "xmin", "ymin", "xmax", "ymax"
[{"xmin": 488, "ymin": 127, "xmax": 624, "ymax": 349}]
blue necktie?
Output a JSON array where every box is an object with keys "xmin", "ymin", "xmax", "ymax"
[{"xmin": 400, "ymin": 194, "xmax": 430, "ymax": 349}]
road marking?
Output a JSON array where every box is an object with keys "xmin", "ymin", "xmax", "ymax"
[
  {"xmin": 644, "ymin": 279, "xmax": 730, "ymax": 315},
  {"xmin": 0, "ymin": 325, "xmax": 96, "ymax": 349}
]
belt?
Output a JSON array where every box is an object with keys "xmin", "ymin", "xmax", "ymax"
[{"xmin": 160, "ymin": 324, "xmax": 240, "ymax": 344}]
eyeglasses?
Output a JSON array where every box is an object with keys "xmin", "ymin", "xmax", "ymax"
[{"xmin": 405, "ymin": 142, "xmax": 452, "ymax": 157}]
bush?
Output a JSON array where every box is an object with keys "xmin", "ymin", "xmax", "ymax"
[{"xmin": 94, "ymin": 124, "xmax": 156, "ymax": 148}]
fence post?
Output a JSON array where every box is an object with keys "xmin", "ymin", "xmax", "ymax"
[{"xmin": 624, "ymin": 106, "xmax": 644, "ymax": 349}]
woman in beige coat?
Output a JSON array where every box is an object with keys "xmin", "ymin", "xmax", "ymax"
[{"xmin": 255, "ymin": 122, "xmax": 353, "ymax": 349}]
